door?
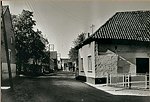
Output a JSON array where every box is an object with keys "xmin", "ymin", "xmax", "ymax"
[{"xmin": 136, "ymin": 58, "xmax": 149, "ymax": 73}]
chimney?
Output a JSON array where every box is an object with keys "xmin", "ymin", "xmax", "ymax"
[
  {"xmin": 86, "ymin": 33, "xmax": 90, "ymax": 39},
  {"xmin": 88, "ymin": 33, "xmax": 90, "ymax": 37}
]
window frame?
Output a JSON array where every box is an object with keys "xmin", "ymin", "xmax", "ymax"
[
  {"xmin": 10, "ymin": 36, "xmax": 13, "ymax": 44},
  {"xmin": 8, "ymin": 49, "xmax": 11, "ymax": 61},
  {"xmin": 80, "ymin": 58, "xmax": 84, "ymax": 72},
  {"xmin": 88, "ymin": 55, "xmax": 92, "ymax": 72}
]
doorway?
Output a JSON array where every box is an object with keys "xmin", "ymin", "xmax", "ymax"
[{"xmin": 136, "ymin": 58, "xmax": 149, "ymax": 73}]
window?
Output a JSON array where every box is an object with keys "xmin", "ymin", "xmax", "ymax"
[
  {"xmin": 8, "ymin": 49, "xmax": 11, "ymax": 61},
  {"xmin": 81, "ymin": 58, "xmax": 84, "ymax": 71},
  {"xmin": 88, "ymin": 56, "xmax": 92, "ymax": 71},
  {"xmin": 10, "ymin": 36, "xmax": 13, "ymax": 44}
]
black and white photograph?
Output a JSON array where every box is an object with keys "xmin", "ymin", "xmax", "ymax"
[{"xmin": 1, "ymin": 0, "xmax": 150, "ymax": 102}]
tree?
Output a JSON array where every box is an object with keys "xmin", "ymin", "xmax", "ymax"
[
  {"xmin": 41, "ymin": 51, "xmax": 50, "ymax": 64},
  {"xmin": 29, "ymin": 29, "xmax": 46, "ymax": 65},
  {"xmin": 73, "ymin": 32, "xmax": 86, "ymax": 46},
  {"xmin": 12, "ymin": 10, "xmax": 48, "ymax": 74},
  {"xmin": 68, "ymin": 47, "xmax": 78, "ymax": 62},
  {"xmin": 69, "ymin": 33, "xmax": 86, "ymax": 62}
]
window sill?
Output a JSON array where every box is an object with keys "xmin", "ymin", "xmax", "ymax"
[{"xmin": 88, "ymin": 70, "xmax": 92, "ymax": 73}]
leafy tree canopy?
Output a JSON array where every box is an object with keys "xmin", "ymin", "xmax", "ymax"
[
  {"xmin": 73, "ymin": 33, "xmax": 86, "ymax": 46},
  {"xmin": 12, "ymin": 10, "xmax": 49, "ymax": 71},
  {"xmin": 69, "ymin": 33, "xmax": 86, "ymax": 62}
]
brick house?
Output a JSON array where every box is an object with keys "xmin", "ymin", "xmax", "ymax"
[
  {"xmin": 76, "ymin": 11, "xmax": 150, "ymax": 84},
  {"xmin": 1, "ymin": 6, "xmax": 16, "ymax": 79}
]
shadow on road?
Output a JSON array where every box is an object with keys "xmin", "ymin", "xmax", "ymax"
[{"xmin": 1, "ymin": 71, "xmax": 150, "ymax": 102}]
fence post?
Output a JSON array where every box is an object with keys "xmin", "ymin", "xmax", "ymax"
[
  {"xmin": 145, "ymin": 74, "xmax": 147, "ymax": 89},
  {"xmin": 124, "ymin": 74, "xmax": 127, "ymax": 88},
  {"xmin": 110, "ymin": 74, "xmax": 111, "ymax": 85},
  {"xmin": 107, "ymin": 73, "xmax": 111, "ymax": 85},
  {"xmin": 145, "ymin": 73, "xmax": 149, "ymax": 89},
  {"xmin": 149, "ymin": 74, "xmax": 150, "ymax": 90},
  {"xmin": 116, "ymin": 74, "xmax": 118, "ymax": 87},
  {"xmin": 128, "ymin": 74, "xmax": 131, "ymax": 89},
  {"xmin": 127, "ymin": 74, "xmax": 129, "ymax": 88},
  {"xmin": 107, "ymin": 73, "xmax": 109, "ymax": 85},
  {"xmin": 123, "ymin": 74, "xmax": 125, "ymax": 87},
  {"xmin": 107, "ymin": 74, "xmax": 111, "ymax": 85}
]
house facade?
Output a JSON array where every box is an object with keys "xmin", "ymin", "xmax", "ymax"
[
  {"xmin": 1, "ymin": 6, "xmax": 16, "ymax": 79},
  {"xmin": 60, "ymin": 58, "xmax": 75, "ymax": 71},
  {"xmin": 61, "ymin": 58, "xmax": 70, "ymax": 71},
  {"xmin": 77, "ymin": 11, "xmax": 150, "ymax": 84}
]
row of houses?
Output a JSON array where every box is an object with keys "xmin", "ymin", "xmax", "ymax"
[
  {"xmin": 75, "ymin": 11, "xmax": 150, "ymax": 84},
  {"xmin": 1, "ymin": 6, "xmax": 75, "ymax": 79},
  {"xmin": 1, "ymin": 6, "xmax": 59, "ymax": 79}
]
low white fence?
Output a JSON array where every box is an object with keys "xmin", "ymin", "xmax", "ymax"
[{"xmin": 107, "ymin": 73, "xmax": 150, "ymax": 90}]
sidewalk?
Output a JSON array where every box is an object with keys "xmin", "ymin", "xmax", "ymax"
[{"xmin": 85, "ymin": 82, "xmax": 150, "ymax": 96}]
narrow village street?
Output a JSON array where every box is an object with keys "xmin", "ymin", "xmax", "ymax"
[
  {"xmin": 2, "ymin": 71, "xmax": 150, "ymax": 102},
  {"xmin": 1, "ymin": 1, "xmax": 150, "ymax": 102}
]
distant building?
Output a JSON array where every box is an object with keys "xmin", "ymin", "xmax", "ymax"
[
  {"xmin": 61, "ymin": 58, "xmax": 70, "ymax": 71},
  {"xmin": 76, "ymin": 11, "xmax": 150, "ymax": 84},
  {"xmin": 57, "ymin": 60, "xmax": 62, "ymax": 70},
  {"xmin": 50, "ymin": 51, "xmax": 58, "ymax": 70},
  {"xmin": 60, "ymin": 58, "xmax": 75, "ymax": 71},
  {"xmin": 1, "ymin": 6, "xmax": 16, "ymax": 79},
  {"xmin": 49, "ymin": 59, "xmax": 54, "ymax": 70}
]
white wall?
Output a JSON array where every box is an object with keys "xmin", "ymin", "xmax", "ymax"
[
  {"xmin": 2, "ymin": 63, "xmax": 16, "ymax": 79},
  {"xmin": 78, "ymin": 41, "xmax": 95, "ymax": 78}
]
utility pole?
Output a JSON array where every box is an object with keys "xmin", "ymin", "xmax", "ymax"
[
  {"xmin": 49, "ymin": 44, "xmax": 50, "ymax": 70},
  {"xmin": 90, "ymin": 24, "xmax": 95, "ymax": 34},
  {"xmin": 1, "ymin": 1, "xmax": 13, "ymax": 91}
]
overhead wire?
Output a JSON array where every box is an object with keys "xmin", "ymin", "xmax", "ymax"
[{"xmin": 48, "ymin": 0, "xmax": 85, "ymax": 24}]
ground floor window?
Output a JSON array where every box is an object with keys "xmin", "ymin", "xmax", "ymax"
[
  {"xmin": 88, "ymin": 56, "xmax": 92, "ymax": 71},
  {"xmin": 81, "ymin": 58, "xmax": 84, "ymax": 71},
  {"xmin": 8, "ymin": 49, "xmax": 11, "ymax": 61}
]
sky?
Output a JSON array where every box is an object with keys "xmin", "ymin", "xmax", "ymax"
[{"xmin": 3, "ymin": 0, "xmax": 150, "ymax": 58}]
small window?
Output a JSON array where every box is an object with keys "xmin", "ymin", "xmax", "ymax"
[
  {"xmin": 10, "ymin": 36, "xmax": 13, "ymax": 44},
  {"xmin": 81, "ymin": 58, "xmax": 84, "ymax": 71},
  {"xmin": 8, "ymin": 49, "xmax": 11, "ymax": 61},
  {"xmin": 88, "ymin": 56, "xmax": 92, "ymax": 71}
]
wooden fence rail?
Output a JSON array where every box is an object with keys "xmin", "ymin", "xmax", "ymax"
[{"xmin": 107, "ymin": 73, "xmax": 149, "ymax": 90}]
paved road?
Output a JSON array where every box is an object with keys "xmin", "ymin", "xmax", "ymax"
[{"xmin": 2, "ymin": 71, "xmax": 150, "ymax": 102}]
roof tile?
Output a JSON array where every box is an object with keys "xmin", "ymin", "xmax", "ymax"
[{"xmin": 91, "ymin": 11, "xmax": 150, "ymax": 42}]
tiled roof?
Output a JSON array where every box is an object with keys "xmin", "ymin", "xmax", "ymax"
[
  {"xmin": 91, "ymin": 11, "xmax": 150, "ymax": 42},
  {"xmin": 77, "ymin": 11, "xmax": 150, "ymax": 49}
]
